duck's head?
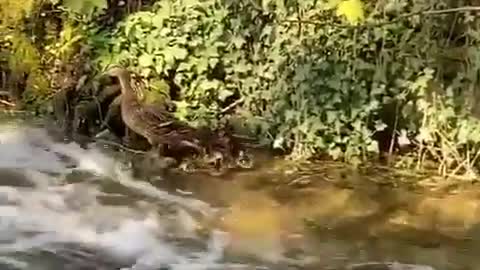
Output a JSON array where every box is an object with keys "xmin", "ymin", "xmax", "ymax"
[
  {"xmin": 105, "ymin": 66, "xmax": 130, "ymax": 79},
  {"xmin": 104, "ymin": 66, "xmax": 133, "ymax": 95}
]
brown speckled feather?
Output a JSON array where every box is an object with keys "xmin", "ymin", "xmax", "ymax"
[{"xmin": 107, "ymin": 67, "xmax": 202, "ymax": 152}]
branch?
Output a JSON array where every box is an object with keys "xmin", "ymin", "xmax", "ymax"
[
  {"xmin": 0, "ymin": 99, "xmax": 15, "ymax": 107},
  {"xmin": 220, "ymin": 97, "xmax": 244, "ymax": 114},
  {"xmin": 420, "ymin": 6, "xmax": 480, "ymax": 15},
  {"xmin": 280, "ymin": 6, "xmax": 480, "ymax": 28}
]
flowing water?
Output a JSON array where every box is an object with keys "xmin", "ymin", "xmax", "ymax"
[{"xmin": 0, "ymin": 113, "xmax": 479, "ymax": 270}]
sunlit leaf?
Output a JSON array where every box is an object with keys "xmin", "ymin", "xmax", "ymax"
[
  {"xmin": 398, "ymin": 130, "xmax": 410, "ymax": 147},
  {"xmin": 328, "ymin": 147, "xmax": 344, "ymax": 160},
  {"xmin": 273, "ymin": 136, "xmax": 285, "ymax": 149},
  {"xmin": 336, "ymin": 0, "xmax": 365, "ymax": 25},
  {"xmin": 163, "ymin": 46, "xmax": 188, "ymax": 61},
  {"xmin": 199, "ymin": 80, "xmax": 220, "ymax": 91},
  {"xmin": 195, "ymin": 57, "xmax": 209, "ymax": 73},
  {"xmin": 63, "ymin": 0, "xmax": 107, "ymax": 16},
  {"xmin": 138, "ymin": 54, "xmax": 154, "ymax": 67},
  {"xmin": 374, "ymin": 120, "xmax": 387, "ymax": 132},
  {"xmin": 173, "ymin": 100, "xmax": 190, "ymax": 120},
  {"xmin": 366, "ymin": 141, "xmax": 379, "ymax": 153}
]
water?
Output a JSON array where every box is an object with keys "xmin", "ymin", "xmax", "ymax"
[
  {"xmin": 0, "ymin": 120, "xmax": 255, "ymax": 270},
  {"xmin": 0, "ymin": 115, "xmax": 478, "ymax": 270}
]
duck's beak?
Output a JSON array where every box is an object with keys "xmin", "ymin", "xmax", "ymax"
[{"xmin": 103, "ymin": 64, "xmax": 123, "ymax": 76}]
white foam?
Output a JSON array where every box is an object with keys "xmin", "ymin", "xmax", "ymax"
[
  {"xmin": 0, "ymin": 127, "xmax": 66, "ymax": 173},
  {"xmin": 0, "ymin": 124, "xmax": 243, "ymax": 270}
]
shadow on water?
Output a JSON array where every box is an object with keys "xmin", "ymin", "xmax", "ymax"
[{"xmin": 0, "ymin": 112, "xmax": 479, "ymax": 270}]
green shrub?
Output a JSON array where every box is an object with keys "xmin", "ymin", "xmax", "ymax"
[{"xmin": 5, "ymin": 0, "xmax": 480, "ymax": 176}]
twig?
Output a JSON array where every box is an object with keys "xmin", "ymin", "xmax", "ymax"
[
  {"xmin": 369, "ymin": 6, "xmax": 480, "ymax": 28},
  {"xmin": 420, "ymin": 6, "xmax": 480, "ymax": 15},
  {"xmin": 287, "ymin": 175, "xmax": 312, "ymax": 186},
  {"xmin": 220, "ymin": 97, "xmax": 244, "ymax": 114},
  {"xmin": 436, "ymin": 130, "xmax": 464, "ymax": 167},
  {"xmin": 448, "ymin": 154, "xmax": 467, "ymax": 178},
  {"xmin": 388, "ymin": 102, "xmax": 400, "ymax": 160},
  {"xmin": 281, "ymin": 6, "xmax": 480, "ymax": 28},
  {"xmin": 469, "ymin": 148, "xmax": 480, "ymax": 167},
  {"xmin": 0, "ymin": 99, "xmax": 15, "ymax": 107}
]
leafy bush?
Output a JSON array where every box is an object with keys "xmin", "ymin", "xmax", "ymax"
[
  {"xmin": 0, "ymin": 0, "xmax": 108, "ymax": 110},
  {"xmin": 4, "ymin": 0, "xmax": 480, "ymax": 177},
  {"xmin": 94, "ymin": 0, "xmax": 480, "ymax": 167}
]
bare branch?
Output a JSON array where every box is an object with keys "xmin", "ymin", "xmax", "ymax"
[{"xmin": 281, "ymin": 6, "xmax": 480, "ymax": 28}]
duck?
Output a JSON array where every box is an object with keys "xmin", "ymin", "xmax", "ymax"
[{"xmin": 105, "ymin": 66, "xmax": 203, "ymax": 156}]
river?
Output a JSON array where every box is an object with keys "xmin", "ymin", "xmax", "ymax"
[{"xmin": 0, "ymin": 112, "xmax": 478, "ymax": 270}]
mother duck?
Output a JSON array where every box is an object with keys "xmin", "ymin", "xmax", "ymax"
[{"xmin": 105, "ymin": 66, "xmax": 203, "ymax": 156}]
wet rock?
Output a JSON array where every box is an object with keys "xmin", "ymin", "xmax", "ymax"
[
  {"xmin": 73, "ymin": 100, "xmax": 102, "ymax": 137},
  {"xmin": 130, "ymin": 151, "xmax": 178, "ymax": 180},
  {"xmin": 100, "ymin": 94, "xmax": 125, "ymax": 139},
  {"xmin": 52, "ymin": 88, "xmax": 75, "ymax": 137},
  {"xmin": 0, "ymin": 169, "xmax": 37, "ymax": 187},
  {"xmin": 236, "ymin": 150, "xmax": 255, "ymax": 169}
]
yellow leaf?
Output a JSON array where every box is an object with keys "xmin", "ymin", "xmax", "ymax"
[
  {"xmin": 336, "ymin": 0, "xmax": 365, "ymax": 25},
  {"xmin": 327, "ymin": 0, "xmax": 342, "ymax": 9}
]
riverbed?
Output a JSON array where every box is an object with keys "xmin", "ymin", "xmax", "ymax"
[{"xmin": 0, "ymin": 113, "xmax": 477, "ymax": 270}]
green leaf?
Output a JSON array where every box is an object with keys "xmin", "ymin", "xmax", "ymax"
[
  {"xmin": 285, "ymin": 110, "xmax": 297, "ymax": 121},
  {"xmin": 140, "ymin": 68, "xmax": 152, "ymax": 77},
  {"xmin": 178, "ymin": 62, "xmax": 194, "ymax": 72},
  {"xmin": 205, "ymin": 45, "xmax": 219, "ymax": 58},
  {"xmin": 231, "ymin": 36, "xmax": 245, "ymax": 49},
  {"xmin": 328, "ymin": 147, "xmax": 344, "ymax": 160},
  {"xmin": 173, "ymin": 100, "xmax": 189, "ymax": 120},
  {"xmin": 150, "ymin": 79, "xmax": 170, "ymax": 94},
  {"xmin": 366, "ymin": 141, "xmax": 379, "ymax": 153},
  {"xmin": 195, "ymin": 57, "xmax": 209, "ymax": 73},
  {"xmin": 163, "ymin": 46, "xmax": 188, "ymax": 64},
  {"xmin": 374, "ymin": 121, "xmax": 387, "ymax": 131},
  {"xmin": 218, "ymin": 89, "xmax": 233, "ymax": 101},
  {"xmin": 63, "ymin": 0, "xmax": 107, "ymax": 16},
  {"xmin": 199, "ymin": 80, "xmax": 220, "ymax": 91},
  {"xmin": 138, "ymin": 54, "xmax": 154, "ymax": 67},
  {"xmin": 235, "ymin": 61, "xmax": 250, "ymax": 74}
]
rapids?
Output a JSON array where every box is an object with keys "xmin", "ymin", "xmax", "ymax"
[
  {"xmin": 0, "ymin": 120, "xmax": 248, "ymax": 270},
  {"xmin": 0, "ymin": 115, "xmax": 455, "ymax": 270}
]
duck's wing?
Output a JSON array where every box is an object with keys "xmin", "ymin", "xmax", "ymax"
[
  {"xmin": 137, "ymin": 103, "xmax": 176, "ymax": 123},
  {"xmin": 138, "ymin": 103, "xmax": 199, "ymax": 134}
]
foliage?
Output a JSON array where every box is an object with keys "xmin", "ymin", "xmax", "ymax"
[
  {"xmin": 3, "ymin": 0, "xmax": 480, "ymax": 177},
  {"xmin": 0, "ymin": 0, "xmax": 108, "ymax": 111},
  {"xmin": 331, "ymin": 0, "xmax": 365, "ymax": 25},
  {"xmin": 90, "ymin": 0, "xmax": 480, "ymax": 173},
  {"xmin": 0, "ymin": 0, "xmax": 37, "ymax": 26},
  {"xmin": 94, "ymin": 0, "xmax": 232, "ymax": 126},
  {"xmin": 1, "ymin": 0, "xmax": 41, "ymax": 74},
  {"xmin": 61, "ymin": 0, "xmax": 107, "ymax": 18},
  {"xmin": 407, "ymin": 68, "xmax": 480, "ymax": 178}
]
